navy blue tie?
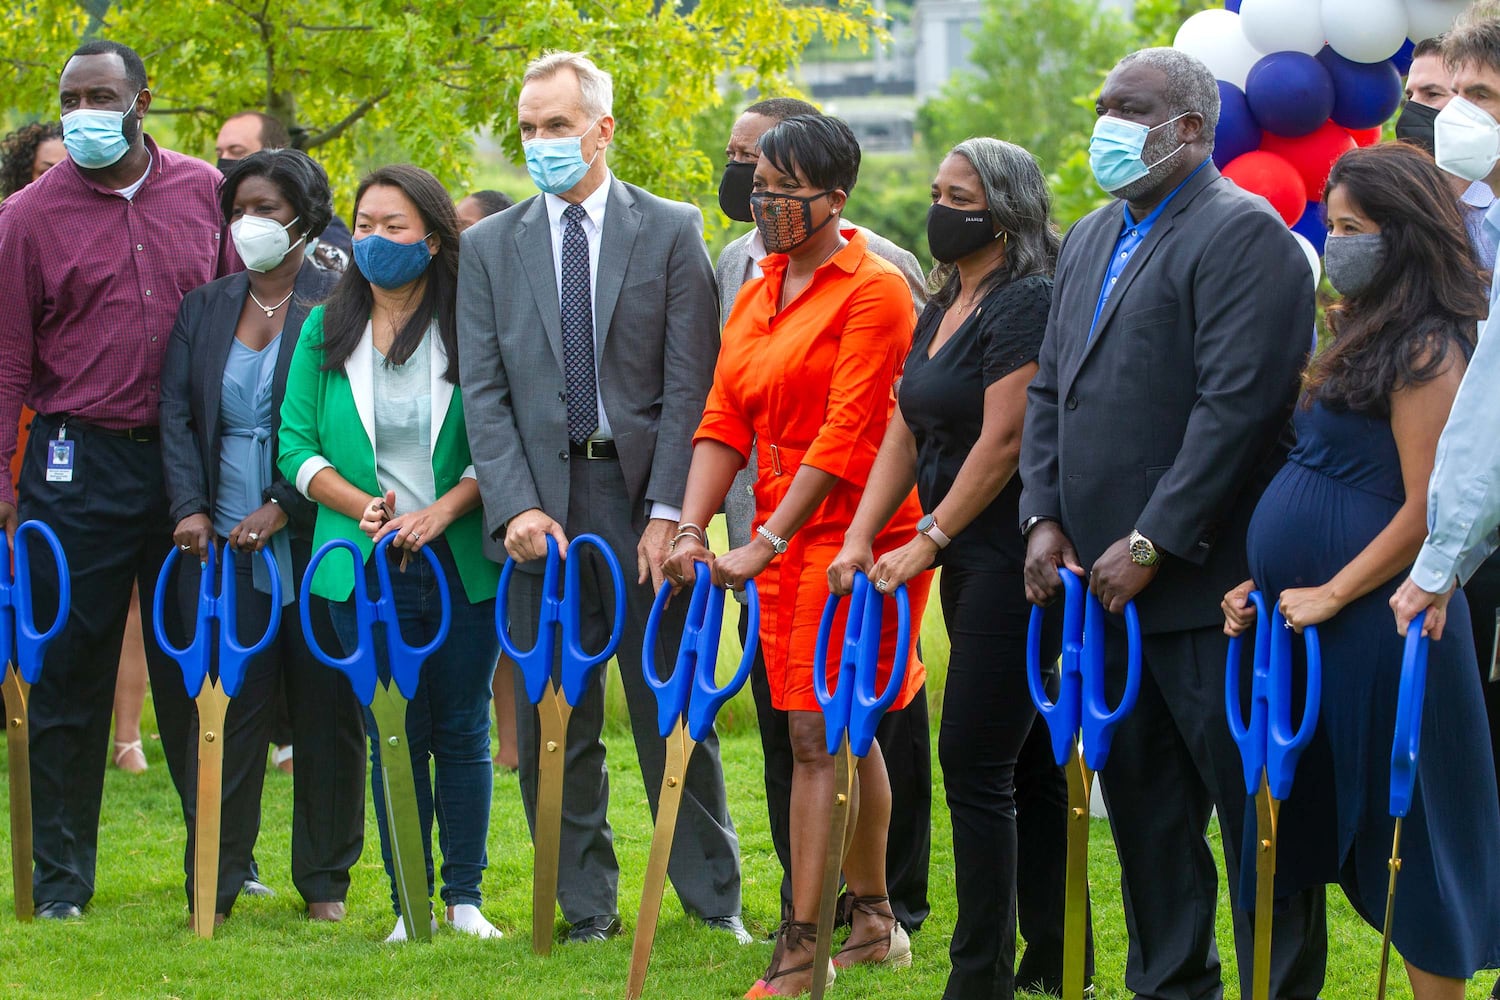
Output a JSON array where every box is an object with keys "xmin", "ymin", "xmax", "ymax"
[{"xmin": 561, "ymin": 204, "xmax": 598, "ymax": 445}]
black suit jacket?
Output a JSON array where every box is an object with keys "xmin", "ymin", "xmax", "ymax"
[
  {"xmin": 159, "ymin": 262, "xmax": 336, "ymax": 536},
  {"xmin": 1019, "ymin": 162, "xmax": 1312, "ymax": 633}
]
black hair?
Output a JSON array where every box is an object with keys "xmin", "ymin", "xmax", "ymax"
[
  {"xmin": 743, "ymin": 97, "xmax": 821, "ymax": 122},
  {"xmin": 66, "ymin": 40, "xmax": 147, "ymax": 92},
  {"xmin": 465, "ymin": 189, "xmax": 514, "ymax": 217},
  {"xmin": 225, "ymin": 111, "xmax": 291, "ymax": 150},
  {"xmin": 320, "ymin": 164, "xmax": 461, "ymax": 384},
  {"xmin": 219, "ymin": 149, "xmax": 333, "ymax": 242},
  {"xmin": 757, "ymin": 114, "xmax": 861, "ymax": 196},
  {"xmin": 1, "ymin": 121, "xmax": 63, "ymax": 198}
]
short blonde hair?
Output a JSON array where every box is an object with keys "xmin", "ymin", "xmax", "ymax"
[{"xmin": 523, "ymin": 51, "xmax": 613, "ymax": 120}]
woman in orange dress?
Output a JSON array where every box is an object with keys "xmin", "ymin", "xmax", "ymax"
[{"xmin": 662, "ymin": 113, "xmax": 931, "ymax": 998}]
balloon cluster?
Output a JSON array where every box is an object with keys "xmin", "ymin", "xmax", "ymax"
[{"xmin": 1174, "ymin": 0, "xmax": 1466, "ymax": 272}]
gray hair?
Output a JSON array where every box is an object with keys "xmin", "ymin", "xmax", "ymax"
[
  {"xmin": 931, "ymin": 137, "xmax": 1061, "ymax": 307},
  {"xmin": 1115, "ymin": 47, "xmax": 1220, "ymax": 152},
  {"xmin": 1445, "ymin": 2, "xmax": 1500, "ymax": 76},
  {"xmin": 523, "ymin": 51, "xmax": 613, "ymax": 120}
]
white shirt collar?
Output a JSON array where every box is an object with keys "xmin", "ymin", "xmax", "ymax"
[
  {"xmin": 1464, "ymin": 180, "xmax": 1496, "ymax": 210},
  {"xmin": 544, "ymin": 171, "xmax": 612, "ymax": 234}
]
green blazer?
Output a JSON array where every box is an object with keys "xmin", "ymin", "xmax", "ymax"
[{"xmin": 277, "ymin": 306, "xmax": 500, "ymax": 603}]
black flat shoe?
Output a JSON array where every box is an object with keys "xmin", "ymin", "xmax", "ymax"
[
  {"xmin": 35, "ymin": 901, "xmax": 82, "ymax": 921},
  {"xmin": 567, "ymin": 914, "xmax": 621, "ymax": 943}
]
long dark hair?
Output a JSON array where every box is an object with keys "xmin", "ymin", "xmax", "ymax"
[
  {"xmin": 931, "ymin": 138, "xmax": 1061, "ymax": 309},
  {"xmin": 1304, "ymin": 143, "xmax": 1487, "ymax": 414},
  {"xmin": 1, "ymin": 121, "xmax": 62, "ymax": 198},
  {"xmin": 320, "ymin": 164, "xmax": 460, "ymax": 383}
]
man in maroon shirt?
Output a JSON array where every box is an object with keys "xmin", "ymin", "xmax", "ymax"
[{"xmin": 0, "ymin": 39, "xmax": 233, "ymax": 919}]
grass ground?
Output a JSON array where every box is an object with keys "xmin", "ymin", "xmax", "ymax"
[{"xmin": 0, "ymin": 713, "xmax": 1490, "ymax": 999}]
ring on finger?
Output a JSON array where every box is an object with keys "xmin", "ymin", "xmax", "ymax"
[
  {"xmin": 874, "ymin": 578, "xmax": 890, "ymax": 593},
  {"xmin": 247, "ymin": 531, "xmax": 259, "ymax": 542}
]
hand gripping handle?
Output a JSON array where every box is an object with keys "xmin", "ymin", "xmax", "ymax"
[
  {"xmin": 496, "ymin": 534, "xmax": 563, "ymax": 706},
  {"xmin": 814, "ymin": 573, "xmax": 911, "ymax": 758},
  {"xmin": 1226, "ymin": 591, "xmax": 1272, "ymax": 797},
  {"xmin": 3, "ymin": 519, "xmax": 71, "ymax": 684},
  {"xmin": 1026, "ymin": 566, "xmax": 1085, "ymax": 768},
  {"xmin": 370, "ymin": 533, "xmax": 450, "ymax": 700},
  {"xmin": 1390, "ymin": 611, "xmax": 1430, "ymax": 819}
]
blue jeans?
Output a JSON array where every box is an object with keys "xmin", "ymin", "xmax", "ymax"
[{"xmin": 328, "ymin": 538, "xmax": 498, "ymax": 913}]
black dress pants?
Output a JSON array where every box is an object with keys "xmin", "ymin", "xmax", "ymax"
[
  {"xmin": 18, "ymin": 416, "xmax": 193, "ymax": 908},
  {"xmin": 1098, "ymin": 623, "xmax": 1327, "ymax": 1000},
  {"xmin": 173, "ymin": 539, "xmax": 365, "ymax": 914},
  {"xmin": 744, "ymin": 610, "xmax": 932, "ymax": 931},
  {"xmin": 939, "ymin": 565, "xmax": 1094, "ymax": 1000}
]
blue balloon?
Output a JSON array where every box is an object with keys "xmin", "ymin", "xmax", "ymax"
[
  {"xmin": 1317, "ymin": 47, "xmax": 1404, "ymax": 130},
  {"xmin": 1246, "ymin": 52, "xmax": 1336, "ymax": 138},
  {"xmin": 1292, "ymin": 200, "xmax": 1327, "ymax": 256},
  {"xmin": 1224, "ymin": 0, "xmax": 1242, "ymax": 10},
  {"xmin": 1391, "ymin": 38, "xmax": 1416, "ymax": 76},
  {"xmin": 1214, "ymin": 81, "xmax": 1262, "ymax": 169}
]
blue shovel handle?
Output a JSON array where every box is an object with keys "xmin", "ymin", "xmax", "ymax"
[
  {"xmin": 369, "ymin": 534, "xmax": 450, "ymax": 700},
  {"xmin": 1026, "ymin": 566, "xmax": 1085, "ymax": 768},
  {"xmin": 559, "ymin": 533, "xmax": 625, "ymax": 706},
  {"xmin": 2, "ymin": 519, "xmax": 70, "ymax": 684},
  {"xmin": 215, "ymin": 545, "xmax": 282, "ymax": 698},
  {"xmin": 1265, "ymin": 610, "xmax": 1321, "ymax": 802},
  {"xmin": 814, "ymin": 573, "xmax": 911, "ymax": 758},
  {"xmin": 154, "ymin": 541, "xmax": 218, "ymax": 699},
  {"xmin": 496, "ymin": 534, "xmax": 563, "ymax": 706},
  {"xmin": 1226, "ymin": 591, "xmax": 1272, "ymax": 797},
  {"xmin": 1079, "ymin": 594, "xmax": 1141, "ymax": 772},
  {"xmin": 300, "ymin": 538, "xmax": 377, "ymax": 706},
  {"xmin": 1390, "ymin": 611, "xmax": 1429, "ymax": 818}
]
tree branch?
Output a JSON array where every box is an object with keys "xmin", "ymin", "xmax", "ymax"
[
  {"xmin": 149, "ymin": 104, "xmax": 218, "ymax": 116},
  {"xmin": 302, "ymin": 87, "xmax": 391, "ymax": 149},
  {"xmin": 291, "ymin": 22, "xmax": 375, "ymax": 31}
]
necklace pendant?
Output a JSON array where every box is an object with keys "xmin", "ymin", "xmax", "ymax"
[{"xmin": 264, "ymin": 307, "xmax": 275, "ymax": 317}]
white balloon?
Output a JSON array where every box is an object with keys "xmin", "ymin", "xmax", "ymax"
[
  {"xmin": 1241, "ymin": 0, "xmax": 1326, "ymax": 56},
  {"xmin": 1405, "ymin": 0, "xmax": 1467, "ymax": 41},
  {"xmin": 1292, "ymin": 232, "xmax": 1322, "ymax": 285},
  {"xmin": 1322, "ymin": 0, "xmax": 1409, "ymax": 63},
  {"xmin": 1173, "ymin": 10, "xmax": 1263, "ymax": 89}
]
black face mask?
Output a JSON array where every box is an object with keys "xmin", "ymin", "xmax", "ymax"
[
  {"xmin": 217, "ymin": 156, "xmax": 238, "ymax": 176},
  {"xmin": 718, "ymin": 161, "xmax": 757, "ymax": 223},
  {"xmin": 926, "ymin": 204, "xmax": 1002, "ymax": 264},
  {"xmin": 1394, "ymin": 100, "xmax": 1440, "ymax": 154}
]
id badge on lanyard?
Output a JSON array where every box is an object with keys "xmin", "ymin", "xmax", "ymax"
[{"xmin": 45, "ymin": 425, "xmax": 74, "ymax": 483}]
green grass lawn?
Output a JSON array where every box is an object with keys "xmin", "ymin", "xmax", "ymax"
[{"xmin": 0, "ymin": 708, "xmax": 1489, "ymax": 999}]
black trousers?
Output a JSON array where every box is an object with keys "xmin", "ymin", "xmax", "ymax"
[
  {"xmin": 939, "ymin": 565, "xmax": 1095, "ymax": 1000},
  {"xmin": 1098, "ymin": 623, "xmax": 1327, "ymax": 1000},
  {"xmin": 173, "ymin": 539, "xmax": 365, "ymax": 914},
  {"xmin": 744, "ymin": 602, "xmax": 933, "ymax": 931},
  {"xmin": 18, "ymin": 415, "xmax": 194, "ymax": 908},
  {"xmin": 1462, "ymin": 552, "xmax": 1500, "ymax": 820}
]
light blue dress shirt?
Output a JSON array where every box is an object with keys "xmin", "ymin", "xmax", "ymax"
[
  {"xmin": 1462, "ymin": 181, "xmax": 1498, "ymax": 272},
  {"xmin": 1410, "ymin": 198, "xmax": 1500, "ymax": 592}
]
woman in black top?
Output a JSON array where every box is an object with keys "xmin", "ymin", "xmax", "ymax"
[{"xmin": 829, "ymin": 137, "xmax": 1084, "ymax": 1000}]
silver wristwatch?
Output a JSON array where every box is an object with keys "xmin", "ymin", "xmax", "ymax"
[
  {"xmin": 1128, "ymin": 529, "xmax": 1160, "ymax": 567},
  {"xmin": 756, "ymin": 524, "xmax": 789, "ymax": 555}
]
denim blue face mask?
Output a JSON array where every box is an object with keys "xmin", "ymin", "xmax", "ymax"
[
  {"xmin": 523, "ymin": 117, "xmax": 602, "ymax": 195},
  {"xmin": 352, "ymin": 232, "xmax": 434, "ymax": 290},
  {"xmin": 1089, "ymin": 112, "xmax": 1187, "ymax": 194},
  {"xmin": 61, "ymin": 91, "xmax": 140, "ymax": 170}
]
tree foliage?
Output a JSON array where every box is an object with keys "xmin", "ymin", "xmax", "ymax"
[
  {"xmin": 1, "ymin": 0, "xmax": 881, "ymax": 209},
  {"xmin": 917, "ymin": 0, "xmax": 1218, "ymax": 229}
]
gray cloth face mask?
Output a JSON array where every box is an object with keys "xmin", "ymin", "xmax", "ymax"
[{"xmin": 1323, "ymin": 232, "xmax": 1386, "ymax": 298}]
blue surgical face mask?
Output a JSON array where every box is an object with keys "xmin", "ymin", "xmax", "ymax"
[
  {"xmin": 352, "ymin": 232, "xmax": 434, "ymax": 290},
  {"xmin": 523, "ymin": 116, "xmax": 603, "ymax": 195},
  {"xmin": 1089, "ymin": 112, "xmax": 1187, "ymax": 194},
  {"xmin": 61, "ymin": 91, "xmax": 141, "ymax": 170}
]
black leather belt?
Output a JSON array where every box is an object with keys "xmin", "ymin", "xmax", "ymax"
[
  {"xmin": 569, "ymin": 439, "xmax": 618, "ymax": 460},
  {"xmin": 40, "ymin": 413, "xmax": 158, "ymax": 442}
]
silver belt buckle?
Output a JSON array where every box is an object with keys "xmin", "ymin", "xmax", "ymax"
[
  {"xmin": 769, "ymin": 444, "xmax": 783, "ymax": 476},
  {"xmin": 587, "ymin": 439, "xmax": 607, "ymax": 460}
]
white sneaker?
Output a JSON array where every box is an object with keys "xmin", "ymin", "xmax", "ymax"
[
  {"xmin": 384, "ymin": 914, "xmax": 439, "ymax": 943},
  {"xmin": 447, "ymin": 903, "xmax": 503, "ymax": 939}
]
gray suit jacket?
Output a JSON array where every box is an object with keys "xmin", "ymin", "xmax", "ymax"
[
  {"xmin": 715, "ymin": 223, "xmax": 926, "ymax": 553},
  {"xmin": 457, "ymin": 176, "xmax": 719, "ymax": 566},
  {"xmin": 1019, "ymin": 163, "xmax": 1312, "ymax": 634}
]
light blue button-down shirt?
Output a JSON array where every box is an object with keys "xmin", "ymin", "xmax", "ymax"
[
  {"xmin": 1462, "ymin": 180, "xmax": 1498, "ymax": 271},
  {"xmin": 1409, "ymin": 198, "xmax": 1500, "ymax": 592}
]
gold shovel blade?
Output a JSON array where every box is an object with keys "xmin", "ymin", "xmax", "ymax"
[
  {"xmin": 1376, "ymin": 817, "xmax": 1405, "ymax": 1000},
  {"xmin": 371, "ymin": 684, "xmax": 433, "ymax": 943},
  {"xmin": 192, "ymin": 682, "xmax": 232, "ymax": 939},
  {"xmin": 810, "ymin": 740, "xmax": 855, "ymax": 1000},
  {"xmin": 532, "ymin": 687, "xmax": 571, "ymax": 956},
  {"xmin": 1250, "ymin": 785, "xmax": 1280, "ymax": 1000},
  {"xmin": 2, "ymin": 665, "xmax": 31, "ymax": 922},
  {"xmin": 626, "ymin": 728, "xmax": 695, "ymax": 1000}
]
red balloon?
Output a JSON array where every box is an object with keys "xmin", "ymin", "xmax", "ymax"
[
  {"xmin": 1261, "ymin": 122, "xmax": 1358, "ymax": 200},
  {"xmin": 1347, "ymin": 126, "xmax": 1382, "ymax": 147},
  {"xmin": 1222, "ymin": 151, "xmax": 1308, "ymax": 226}
]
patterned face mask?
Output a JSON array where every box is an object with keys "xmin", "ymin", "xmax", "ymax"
[{"xmin": 749, "ymin": 189, "xmax": 836, "ymax": 254}]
